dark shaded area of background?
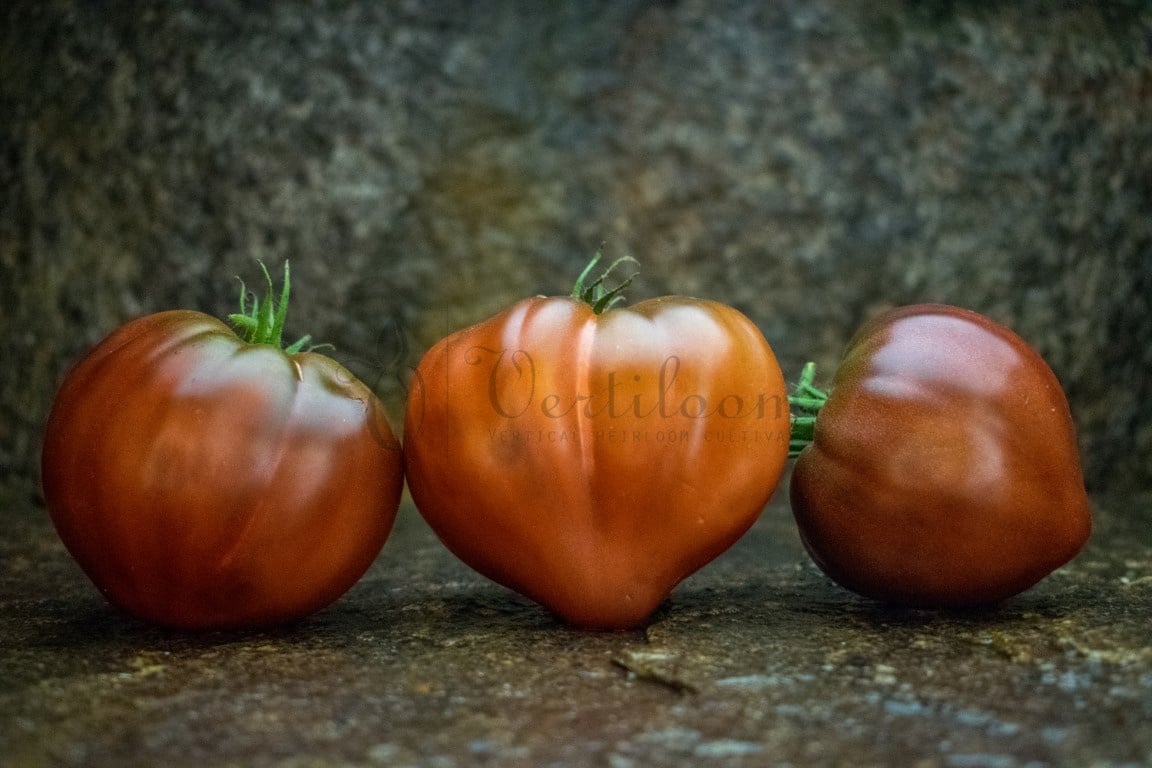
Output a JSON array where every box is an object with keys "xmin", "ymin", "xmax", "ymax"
[{"xmin": 2, "ymin": 0, "xmax": 1150, "ymax": 496}]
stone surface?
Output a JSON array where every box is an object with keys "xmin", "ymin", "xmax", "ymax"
[
  {"xmin": 2, "ymin": 0, "xmax": 1151, "ymax": 494},
  {"xmin": 2, "ymin": 486, "xmax": 1151, "ymax": 767}
]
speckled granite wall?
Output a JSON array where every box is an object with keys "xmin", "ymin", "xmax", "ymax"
[{"xmin": 2, "ymin": 0, "xmax": 1150, "ymax": 495}]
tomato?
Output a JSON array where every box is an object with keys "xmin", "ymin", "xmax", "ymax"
[
  {"xmin": 40, "ymin": 265, "xmax": 403, "ymax": 629},
  {"xmin": 789, "ymin": 303, "xmax": 1092, "ymax": 607},
  {"xmin": 403, "ymin": 257, "xmax": 791, "ymax": 629}
]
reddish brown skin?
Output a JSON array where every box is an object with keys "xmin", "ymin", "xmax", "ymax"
[
  {"xmin": 790, "ymin": 304, "xmax": 1092, "ymax": 607},
  {"xmin": 41, "ymin": 310, "xmax": 404, "ymax": 630},
  {"xmin": 403, "ymin": 296, "xmax": 791, "ymax": 630}
]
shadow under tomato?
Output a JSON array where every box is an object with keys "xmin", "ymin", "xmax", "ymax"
[
  {"xmin": 839, "ymin": 589, "xmax": 1077, "ymax": 630},
  {"xmin": 22, "ymin": 599, "xmax": 320, "ymax": 653}
]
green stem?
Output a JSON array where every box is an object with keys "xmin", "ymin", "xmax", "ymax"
[
  {"xmin": 571, "ymin": 250, "xmax": 640, "ymax": 314},
  {"xmin": 788, "ymin": 362, "xmax": 827, "ymax": 458},
  {"xmin": 228, "ymin": 261, "xmax": 313, "ymax": 353}
]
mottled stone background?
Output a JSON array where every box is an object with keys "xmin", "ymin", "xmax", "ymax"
[{"xmin": 2, "ymin": 0, "xmax": 1150, "ymax": 497}]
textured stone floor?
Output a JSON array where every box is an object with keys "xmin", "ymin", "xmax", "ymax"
[{"xmin": 2, "ymin": 484, "xmax": 1150, "ymax": 767}]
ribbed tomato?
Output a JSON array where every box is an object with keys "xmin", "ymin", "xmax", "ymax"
[
  {"xmin": 41, "ymin": 265, "xmax": 403, "ymax": 629},
  {"xmin": 403, "ymin": 258, "xmax": 791, "ymax": 629}
]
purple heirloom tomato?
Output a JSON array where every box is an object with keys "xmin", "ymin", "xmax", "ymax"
[
  {"xmin": 41, "ymin": 264, "xmax": 403, "ymax": 629},
  {"xmin": 790, "ymin": 304, "xmax": 1092, "ymax": 607}
]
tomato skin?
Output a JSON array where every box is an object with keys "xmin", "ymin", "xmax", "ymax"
[
  {"xmin": 41, "ymin": 310, "xmax": 403, "ymax": 629},
  {"xmin": 790, "ymin": 304, "xmax": 1092, "ymax": 607},
  {"xmin": 404, "ymin": 295, "xmax": 791, "ymax": 630}
]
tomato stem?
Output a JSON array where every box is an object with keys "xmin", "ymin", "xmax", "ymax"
[
  {"xmin": 228, "ymin": 261, "xmax": 313, "ymax": 353},
  {"xmin": 571, "ymin": 250, "xmax": 640, "ymax": 314},
  {"xmin": 788, "ymin": 362, "xmax": 827, "ymax": 458}
]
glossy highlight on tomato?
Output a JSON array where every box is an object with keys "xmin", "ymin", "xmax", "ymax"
[
  {"xmin": 403, "ymin": 260, "xmax": 791, "ymax": 630},
  {"xmin": 789, "ymin": 303, "xmax": 1092, "ymax": 607},
  {"xmin": 41, "ymin": 266, "xmax": 403, "ymax": 629}
]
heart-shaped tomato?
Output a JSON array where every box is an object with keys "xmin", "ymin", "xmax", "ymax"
[
  {"xmin": 403, "ymin": 260, "xmax": 790, "ymax": 629},
  {"xmin": 789, "ymin": 303, "xmax": 1092, "ymax": 607}
]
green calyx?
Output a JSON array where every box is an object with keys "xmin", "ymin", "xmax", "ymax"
[
  {"xmin": 571, "ymin": 250, "xmax": 640, "ymax": 314},
  {"xmin": 228, "ymin": 261, "xmax": 313, "ymax": 354},
  {"xmin": 788, "ymin": 361, "xmax": 828, "ymax": 458}
]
